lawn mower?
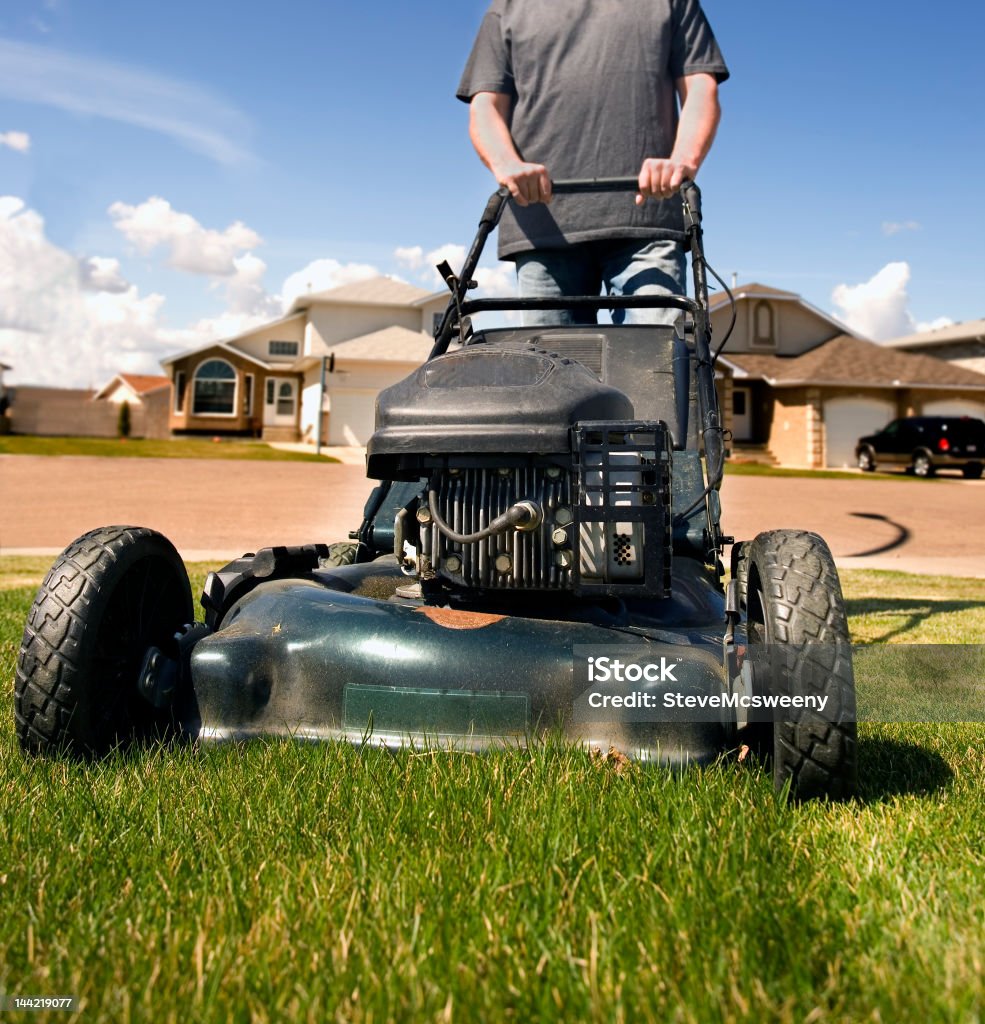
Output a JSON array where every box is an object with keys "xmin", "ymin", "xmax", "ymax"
[{"xmin": 14, "ymin": 180, "xmax": 857, "ymax": 800}]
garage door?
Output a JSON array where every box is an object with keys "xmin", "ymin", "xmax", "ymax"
[
  {"xmin": 328, "ymin": 388, "xmax": 378, "ymax": 446},
  {"xmin": 921, "ymin": 398, "xmax": 985, "ymax": 419},
  {"xmin": 824, "ymin": 396, "xmax": 895, "ymax": 468}
]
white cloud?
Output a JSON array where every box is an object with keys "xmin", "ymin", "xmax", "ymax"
[
  {"xmin": 882, "ymin": 220, "xmax": 921, "ymax": 237},
  {"xmin": 0, "ymin": 39, "xmax": 252, "ymax": 165},
  {"xmin": 78, "ymin": 256, "xmax": 129, "ymax": 293},
  {"xmin": 216, "ymin": 253, "xmax": 281, "ymax": 320},
  {"xmin": 109, "ymin": 197, "xmax": 261, "ymax": 276},
  {"xmin": 0, "ymin": 130, "xmax": 31, "ymax": 152},
  {"xmin": 0, "ymin": 196, "xmax": 172, "ymax": 387},
  {"xmin": 473, "ymin": 263, "xmax": 515, "ymax": 296},
  {"xmin": 831, "ymin": 262, "xmax": 953, "ymax": 342},
  {"xmin": 279, "ymin": 258, "xmax": 381, "ymax": 312},
  {"xmin": 393, "ymin": 242, "xmax": 515, "ymax": 298},
  {"xmin": 426, "ymin": 244, "xmax": 467, "ymax": 275},
  {"xmin": 394, "ymin": 246, "xmax": 424, "ymax": 270}
]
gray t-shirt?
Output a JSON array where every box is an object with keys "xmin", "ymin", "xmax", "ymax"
[{"xmin": 457, "ymin": 0, "xmax": 729, "ymax": 258}]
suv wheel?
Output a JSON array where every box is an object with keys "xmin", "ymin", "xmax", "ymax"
[
  {"xmin": 912, "ymin": 451, "xmax": 935, "ymax": 477},
  {"xmin": 963, "ymin": 463, "xmax": 983, "ymax": 480},
  {"xmin": 857, "ymin": 447, "xmax": 876, "ymax": 472}
]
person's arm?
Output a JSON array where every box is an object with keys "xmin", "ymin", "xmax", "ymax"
[
  {"xmin": 468, "ymin": 91, "xmax": 552, "ymax": 206},
  {"xmin": 636, "ymin": 72, "xmax": 721, "ymax": 204}
]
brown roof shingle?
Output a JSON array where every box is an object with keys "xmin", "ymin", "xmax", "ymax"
[
  {"xmin": 726, "ymin": 334, "xmax": 985, "ymax": 389},
  {"xmin": 297, "ymin": 276, "xmax": 441, "ymax": 309}
]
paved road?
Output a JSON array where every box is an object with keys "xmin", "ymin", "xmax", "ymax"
[{"xmin": 2, "ymin": 455, "xmax": 983, "ymax": 576}]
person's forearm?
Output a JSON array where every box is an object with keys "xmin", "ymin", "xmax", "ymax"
[
  {"xmin": 670, "ymin": 73, "xmax": 721, "ymax": 173},
  {"xmin": 468, "ymin": 92, "xmax": 551, "ymax": 205},
  {"xmin": 469, "ymin": 92, "xmax": 522, "ymax": 179}
]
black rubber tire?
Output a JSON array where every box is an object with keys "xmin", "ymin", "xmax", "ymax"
[
  {"xmin": 730, "ymin": 541, "xmax": 750, "ymax": 609},
  {"xmin": 14, "ymin": 526, "xmax": 194, "ymax": 757},
  {"xmin": 857, "ymin": 447, "xmax": 876, "ymax": 472},
  {"xmin": 321, "ymin": 541, "xmax": 359, "ymax": 567},
  {"xmin": 911, "ymin": 451, "xmax": 935, "ymax": 477},
  {"xmin": 962, "ymin": 463, "xmax": 983, "ymax": 480},
  {"xmin": 742, "ymin": 529, "xmax": 857, "ymax": 800}
]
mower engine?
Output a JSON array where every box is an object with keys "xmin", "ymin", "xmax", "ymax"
[{"xmin": 365, "ymin": 340, "xmax": 674, "ymax": 599}]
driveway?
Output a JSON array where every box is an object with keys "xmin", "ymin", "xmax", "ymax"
[{"xmin": 2, "ymin": 455, "xmax": 983, "ymax": 577}]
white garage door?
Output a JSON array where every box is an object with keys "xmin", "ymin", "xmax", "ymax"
[
  {"xmin": 824, "ymin": 396, "xmax": 895, "ymax": 468},
  {"xmin": 921, "ymin": 398, "xmax": 985, "ymax": 419},
  {"xmin": 328, "ymin": 388, "xmax": 378, "ymax": 446}
]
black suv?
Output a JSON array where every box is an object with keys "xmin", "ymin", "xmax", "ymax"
[{"xmin": 856, "ymin": 416, "xmax": 985, "ymax": 478}]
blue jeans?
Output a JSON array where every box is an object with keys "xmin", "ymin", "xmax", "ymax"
[{"xmin": 514, "ymin": 239, "xmax": 686, "ymax": 327}]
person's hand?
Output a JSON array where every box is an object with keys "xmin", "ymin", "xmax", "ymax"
[
  {"xmin": 495, "ymin": 160, "xmax": 552, "ymax": 206},
  {"xmin": 635, "ymin": 158, "xmax": 697, "ymax": 204}
]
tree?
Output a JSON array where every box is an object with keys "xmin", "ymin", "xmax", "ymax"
[{"xmin": 117, "ymin": 400, "xmax": 132, "ymax": 439}]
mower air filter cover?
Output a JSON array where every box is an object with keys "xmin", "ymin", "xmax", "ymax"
[{"xmin": 366, "ymin": 342, "xmax": 634, "ymax": 479}]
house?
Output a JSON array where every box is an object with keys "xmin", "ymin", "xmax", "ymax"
[
  {"xmin": 881, "ymin": 319, "xmax": 985, "ymax": 385},
  {"xmin": 93, "ymin": 373, "xmax": 171, "ymax": 405},
  {"xmin": 710, "ymin": 284, "xmax": 985, "ymax": 467},
  {"xmin": 92, "ymin": 373, "xmax": 172, "ymax": 439},
  {"xmin": 161, "ymin": 277, "xmax": 447, "ymax": 446}
]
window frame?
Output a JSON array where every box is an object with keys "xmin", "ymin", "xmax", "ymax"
[{"xmin": 191, "ymin": 357, "xmax": 239, "ymax": 418}]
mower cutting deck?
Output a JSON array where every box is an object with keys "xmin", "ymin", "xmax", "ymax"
[{"xmin": 14, "ymin": 181, "xmax": 857, "ymax": 800}]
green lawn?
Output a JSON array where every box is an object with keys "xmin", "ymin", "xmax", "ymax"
[
  {"xmin": 1, "ymin": 561, "xmax": 982, "ymax": 1023},
  {"xmin": 724, "ymin": 461, "xmax": 918, "ymax": 481},
  {"xmin": 0, "ymin": 435, "xmax": 334, "ymax": 463}
]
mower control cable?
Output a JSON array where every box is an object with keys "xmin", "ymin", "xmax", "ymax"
[{"xmin": 427, "ymin": 489, "xmax": 543, "ymax": 545}]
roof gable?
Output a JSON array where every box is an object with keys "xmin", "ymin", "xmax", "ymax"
[
  {"xmin": 328, "ymin": 326, "xmax": 434, "ymax": 363},
  {"xmin": 293, "ymin": 276, "xmax": 443, "ymax": 312}
]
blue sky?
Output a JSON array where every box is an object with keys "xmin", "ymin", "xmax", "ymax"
[{"xmin": 1, "ymin": 0, "xmax": 983, "ymax": 386}]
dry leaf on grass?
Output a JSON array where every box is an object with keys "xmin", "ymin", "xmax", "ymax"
[{"xmin": 590, "ymin": 746, "xmax": 631, "ymax": 775}]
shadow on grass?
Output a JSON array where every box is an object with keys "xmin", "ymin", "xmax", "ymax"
[
  {"xmin": 856, "ymin": 737, "xmax": 953, "ymax": 801},
  {"xmin": 844, "ymin": 597, "xmax": 985, "ymax": 643}
]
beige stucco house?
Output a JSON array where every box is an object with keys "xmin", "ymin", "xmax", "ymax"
[
  {"xmin": 711, "ymin": 284, "xmax": 985, "ymax": 467},
  {"xmin": 161, "ymin": 278, "xmax": 447, "ymax": 445}
]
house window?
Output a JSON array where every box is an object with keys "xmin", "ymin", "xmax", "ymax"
[
  {"xmin": 192, "ymin": 358, "xmax": 237, "ymax": 416},
  {"xmin": 174, "ymin": 371, "xmax": 186, "ymax": 413},
  {"xmin": 266, "ymin": 379, "xmax": 275, "ymax": 405},
  {"xmin": 269, "ymin": 340, "xmax": 299, "ymax": 357},
  {"xmin": 276, "ymin": 381, "xmax": 296, "ymax": 416},
  {"xmin": 244, "ymin": 373, "xmax": 254, "ymax": 416},
  {"xmin": 753, "ymin": 301, "xmax": 775, "ymax": 347}
]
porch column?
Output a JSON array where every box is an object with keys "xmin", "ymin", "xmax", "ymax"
[{"xmin": 806, "ymin": 388, "xmax": 823, "ymax": 468}]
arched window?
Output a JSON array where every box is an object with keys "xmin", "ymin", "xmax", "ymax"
[
  {"xmin": 754, "ymin": 300, "xmax": 775, "ymax": 347},
  {"xmin": 193, "ymin": 358, "xmax": 237, "ymax": 415}
]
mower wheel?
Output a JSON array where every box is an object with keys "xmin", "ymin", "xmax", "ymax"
[
  {"xmin": 321, "ymin": 541, "xmax": 359, "ymax": 567},
  {"xmin": 742, "ymin": 529, "xmax": 857, "ymax": 800},
  {"xmin": 730, "ymin": 541, "xmax": 750, "ymax": 609},
  {"xmin": 14, "ymin": 526, "xmax": 194, "ymax": 757}
]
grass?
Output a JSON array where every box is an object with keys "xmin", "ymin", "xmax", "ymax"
[
  {"xmin": 1, "ymin": 560, "xmax": 983, "ymax": 1022},
  {"xmin": 0, "ymin": 435, "xmax": 335, "ymax": 463},
  {"xmin": 724, "ymin": 461, "xmax": 919, "ymax": 480}
]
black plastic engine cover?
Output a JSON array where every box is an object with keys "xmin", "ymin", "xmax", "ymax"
[{"xmin": 367, "ymin": 342, "xmax": 634, "ymax": 480}]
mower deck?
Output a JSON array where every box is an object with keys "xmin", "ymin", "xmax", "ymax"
[{"xmin": 186, "ymin": 557, "xmax": 730, "ymax": 766}]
